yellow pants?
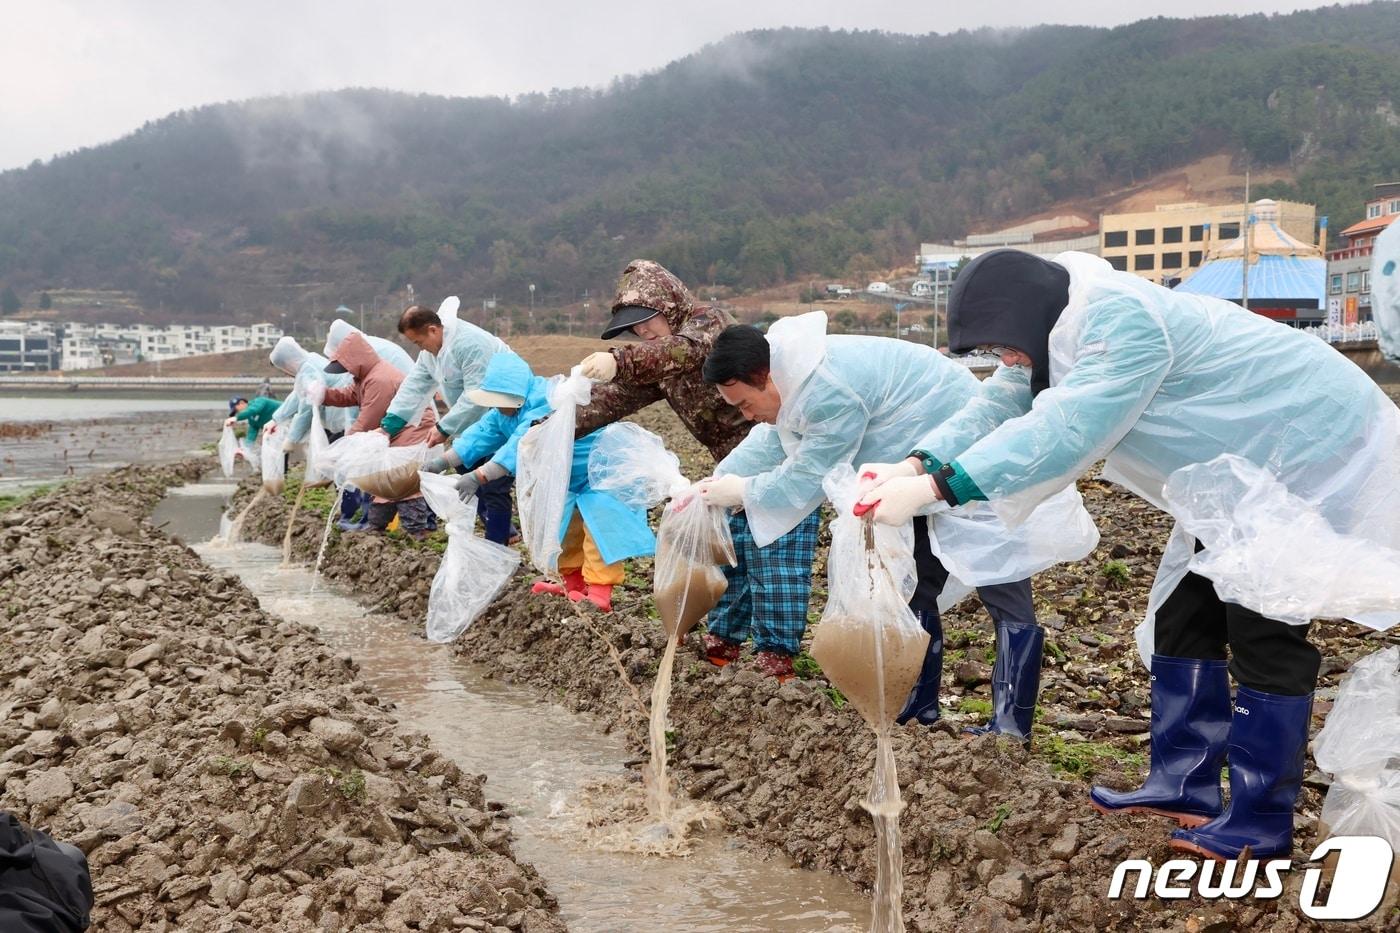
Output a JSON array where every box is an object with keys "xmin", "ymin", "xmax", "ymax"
[{"xmin": 560, "ymin": 511, "xmax": 625, "ymax": 586}]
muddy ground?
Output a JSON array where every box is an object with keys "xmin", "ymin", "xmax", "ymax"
[
  {"xmin": 0, "ymin": 460, "xmax": 564, "ymax": 933},
  {"xmin": 237, "ymin": 403, "xmax": 1398, "ymax": 932}
]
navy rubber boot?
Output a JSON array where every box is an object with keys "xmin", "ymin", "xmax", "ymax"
[
  {"xmin": 962, "ymin": 619, "xmax": 1044, "ymax": 744},
  {"xmin": 1170, "ymin": 686, "xmax": 1312, "ymax": 860},
  {"xmin": 1090, "ymin": 656, "xmax": 1231, "ymax": 827},
  {"xmin": 896, "ymin": 609, "xmax": 944, "ymax": 726},
  {"xmin": 478, "ymin": 506, "xmax": 513, "ymax": 545}
]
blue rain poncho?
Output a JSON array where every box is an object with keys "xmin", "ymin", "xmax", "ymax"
[
  {"xmin": 452, "ymin": 353, "xmax": 655, "ymax": 565},
  {"xmin": 914, "ymin": 251, "xmax": 1400, "ymax": 662},
  {"xmin": 1374, "ymin": 220, "xmax": 1400, "ymax": 361},
  {"xmin": 716, "ymin": 311, "xmax": 1097, "ymax": 586},
  {"xmin": 267, "ymin": 337, "xmax": 354, "ymax": 442},
  {"xmin": 385, "ymin": 304, "xmax": 508, "ymax": 438},
  {"xmin": 323, "ymin": 320, "xmax": 415, "ymax": 375}
]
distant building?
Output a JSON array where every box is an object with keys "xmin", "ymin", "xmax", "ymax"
[
  {"xmin": 1326, "ymin": 182, "xmax": 1400, "ymax": 325},
  {"xmin": 1174, "ymin": 199, "xmax": 1326, "ymax": 326},
  {"xmin": 1100, "ymin": 199, "xmax": 1319, "ymax": 286},
  {"xmin": 58, "ymin": 321, "xmax": 283, "ymax": 371},
  {"xmin": 0, "ymin": 321, "xmax": 62, "ymax": 372},
  {"xmin": 917, "ymin": 214, "xmax": 1099, "ymax": 302}
]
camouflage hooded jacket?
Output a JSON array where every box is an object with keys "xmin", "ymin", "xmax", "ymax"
[{"xmin": 575, "ymin": 260, "xmax": 752, "ymax": 463}]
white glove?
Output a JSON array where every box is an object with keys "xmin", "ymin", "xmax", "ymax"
[
  {"xmin": 857, "ymin": 475, "xmax": 941, "ymax": 526},
  {"xmin": 224, "ymin": 417, "xmax": 237, "ymax": 427},
  {"xmin": 580, "ymin": 351, "xmax": 618, "ymax": 383},
  {"xmin": 695, "ymin": 474, "xmax": 746, "ymax": 508},
  {"xmin": 856, "ymin": 459, "xmax": 918, "ymax": 497},
  {"xmin": 304, "ymin": 380, "xmax": 326, "ymax": 405},
  {"xmin": 264, "ymin": 423, "xmax": 279, "ymax": 437}
]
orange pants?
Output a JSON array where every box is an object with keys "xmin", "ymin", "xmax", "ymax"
[{"xmin": 560, "ymin": 511, "xmax": 625, "ymax": 586}]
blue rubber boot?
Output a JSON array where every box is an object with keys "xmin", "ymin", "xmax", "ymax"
[
  {"xmin": 1170, "ymin": 686, "xmax": 1312, "ymax": 860},
  {"xmin": 479, "ymin": 506, "xmax": 513, "ymax": 545},
  {"xmin": 337, "ymin": 489, "xmax": 369, "ymax": 531},
  {"xmin": 962, "ymin": 619, "xmax": 1044, "ymax": 744},
  {"xmin": 896, "ymin": 610, "xmax": 944, "ymax": 726},
  {"xmin": 1090, "ymin": 656, "xmax": 1231, "ymax": 827}
]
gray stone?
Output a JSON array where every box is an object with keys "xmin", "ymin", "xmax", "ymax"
[
  {"xmin": 971, "ymin": 829, "xmax": 1010, "ymax": 861},
  {"xmin": 124, "ymin": 642, "xmax": 165, "ymax": 669},
  {"xmin": 34, "ymin": 698, "xmax": 64, "ymax": 729}
]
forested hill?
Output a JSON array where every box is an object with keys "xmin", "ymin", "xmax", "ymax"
[{"xmin": 2, "ymin": 2, "xmax": 1400, "ymax": 318}]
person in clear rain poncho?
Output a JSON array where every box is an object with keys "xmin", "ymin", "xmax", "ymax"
[
  {"xmin": 1373, "ymin": 217, "xmax": 1400, "ymax": 361},
  {"xmin": 858, "ymin": 249, "xmax": 1400, "ymax": 861},
  {"xmin": 695, "ymin": 311, "xmax": 1098, "ymax": 732},
  {"xmin": 385, "ymin": 304, "xmax": 514, "ymax": 542}
]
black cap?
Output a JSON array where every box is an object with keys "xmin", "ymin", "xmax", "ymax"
[
  {"xmin": 600, "ymin": 304, "xmax": 661, "ymax": 340},
  {"xmin": 324, "ymin": 360, "xmax": 348, "ymax": 374}
]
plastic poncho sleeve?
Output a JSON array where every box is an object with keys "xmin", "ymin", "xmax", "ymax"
[
  {"xmin": 911, "ymin": 364, "xmax": 1033, "ymax": 465},
  {"xmin": 435, "ymin": 339, "xmax": 496, "ymax": 437},
  {"xmin": 735, "ymin": 400, "xmax": 867, "ymax": 540},
  {"xmin": 383, "ymin": 351, "xmax": 439, "ymax": 436},
  {"xmin": 953, "ymin": 296, "xmax": 1172, "ymax": 515},
  {"xmin": 715, "ymin": 422, "xmax": 788, "ymax": 479}
]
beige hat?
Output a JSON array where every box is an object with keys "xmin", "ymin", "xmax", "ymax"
[{"xmin": 466, "ymin": 387, "xmax": 526, "ymax": 408}]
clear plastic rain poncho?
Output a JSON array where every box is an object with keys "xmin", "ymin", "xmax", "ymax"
[
  {"xmin": 269, "ymin": 337, "xmax": 354, "ymax": 439},
  {"xmin": 1374, "ymin": 219, "xmax": 1400, "ymax": 361},
  {"xmin": 717, "ymin": 311, "xmax": 1097, "ymax": 586},
  {"xmin": 323, "ymin": 319, "xmax": 415, "ymax": 374},
  {"xmin": 914, "ymin": 251, "xmax": 1400, "ymax": 664},
  {"xmin": 589, "ymin": 422, "xmax": 736, "ymax": 638},
  {"xmin": 1311, "ymin": 647, "xmax": 1400, "ymax": 858},
  {"xmin": 385, "ymin": 297, "xmax": 510, "ymax": 435},
  {"xmin": 302, "ymin": 403, "xmax": 333, "ymax": 486},
  {"xmin": 515, "ymin": 368, "xmax": 592, "ymax": 575},
  {"xmin": 218, "ymin": 424, "xmax": 240, "ymax": 478},
  {"xmin": 417, "ymin": 471, "xmax": 521, "ymax": 642}
]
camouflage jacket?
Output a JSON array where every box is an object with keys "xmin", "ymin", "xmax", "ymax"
[{"xmin": 575, "ymin": 260, "xmax": 752, "ymax": 463}]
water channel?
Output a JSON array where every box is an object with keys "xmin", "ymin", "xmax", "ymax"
[{"xmin": 153, "ymin": 479, "xmax": 870, "ymax": 933}]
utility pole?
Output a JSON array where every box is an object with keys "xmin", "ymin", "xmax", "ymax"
[{"xmin": 1241, "ymin": 170, "xmax": 1251, "ymax": 312}]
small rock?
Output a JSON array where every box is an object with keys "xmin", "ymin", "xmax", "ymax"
[
  {"xmin": 971, "ymin": 830, "xmax": 1010, "ymax": 861},
  {"xmin": 21, "ymin": 768, "xmax": 73, "ymax": 811},
  {"xmin": 988, "ymin": 869, "xmax": 1030, "ymax": 906},
  {"xmin": 309, "ymin": 717, "xmax": 363, "ymax": 754},
  {"xmin": 124, "ymin": 642, "xmax": 165, "ymax": 669},
  {"xmin": 89, "ymin": 509, "xmax": 139, "ymax": 537},
  {"xmin": 1049, "ymin": 823, "xmax": 1081, "ymax": 859},
  {"xmin": 35, "ymin": 698, "xmax": 64, "ymax": 729},
  {"xmin": 125, "ymin": 579, "xmax": 151, "ymax": 600}
]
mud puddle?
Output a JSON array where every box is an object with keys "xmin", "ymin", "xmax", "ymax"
[{"xmin": 155, "ymin": 482, "xmax": 869, "ymax": 932}]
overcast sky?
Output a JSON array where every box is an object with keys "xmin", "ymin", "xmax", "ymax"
[{"xmin": 0, "ymin": 0, "xmax": 1358, "ymax": 171}]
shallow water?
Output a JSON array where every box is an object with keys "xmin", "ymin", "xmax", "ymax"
[{"xmin": 154, "ymin": 482, "xmax": 870, "ymax": 933}]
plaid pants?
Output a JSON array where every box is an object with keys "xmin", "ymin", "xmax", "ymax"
[{"xmin": 707, "ymin": 509, "xmax": 820, "ymax": 656}]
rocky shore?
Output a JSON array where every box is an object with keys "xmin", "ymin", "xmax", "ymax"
[
  {"xmin": 0, "ymin": 459, "xmax": 564, "ymax": 933},
  {"xmin": 234, "ymin": 403, "xmax": 1398, "ymax": 932}
]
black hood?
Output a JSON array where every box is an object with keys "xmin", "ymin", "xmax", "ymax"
[{"xmin": 947, "ymin": 249, "xmax": 1071, "ymax": 396}]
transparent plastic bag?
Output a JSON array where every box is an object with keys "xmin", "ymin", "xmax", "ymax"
[
  {"xmin": 515, "ymin": 368, "xmax": 592, "ymax": 574},
  {"xmin": 260, "ymin": 431, "xmax": 286, "ymax": 495},
  {"xmin": 587, "ymin": 421, "xmax": 736, "ymax": 637},
  {"xmin": 418, "ymin": 471, "xmax": 521, "ymax": 642},
  {"xmin": 588, "ymin": 422, "xmax": 688, "ymax": 508},
  {"xmin": 1164, "ymin": 454, "xmax": 1400, "ymax": 626},
  {"xmin": 218, "ymin": 424, "xmax": 239, "ymax": 478},
  {"xmin": 1312, "ymin": 647, "xmax": 1400, "ymax": 851},
  {"xmin": 321, "ymin": 432, "xmax": 428, "ymax": 499},
  {"xmin": 811, "ymin": 464, "xmax": 929, "ymax": 729},
  {"xmin": 303, "ymin": 406, "xmax": 333, "ymax": 488}
]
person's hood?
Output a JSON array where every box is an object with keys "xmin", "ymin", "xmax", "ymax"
[
  {"xmin": 609, "ymin": 259, "xmax": 696, "ymax": 330},
  {"xmin": 467, "ymin": 351, "xmax": 533, "ymax": 406},
  {"xmin": 324, "ymin": 319, "xmax": 358, "ymax": 359},
  {"xmin": 765, "ymin": 310, "xmax": 828, "ymax": 407},
  {"xmin": 331, "ymin": 332, "xmax": 381, "ymax": 381},
  {"xmin": 946, "ymin": 249, "xmax": 1071, "ymax": 396},
  {"xmin": 269, "ymin": 336, "xmax": 308, "ymax": 376}
]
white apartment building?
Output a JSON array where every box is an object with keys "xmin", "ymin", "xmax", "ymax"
[{"xmin": 58, "ymin": 321, "xmax": 283, "ymax": 371}]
